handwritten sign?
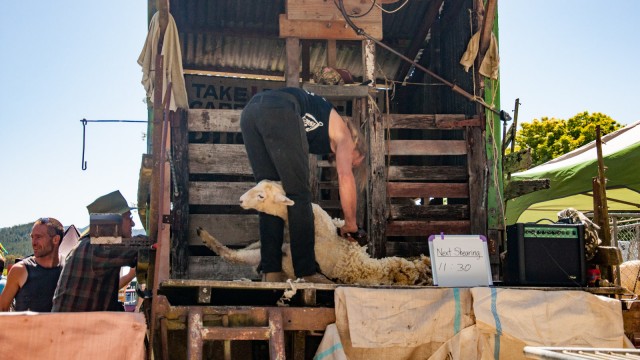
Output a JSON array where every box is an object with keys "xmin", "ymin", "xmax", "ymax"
[{"xmin": 428, "ymin": 234, "xmax": 492, "ymax": 287}]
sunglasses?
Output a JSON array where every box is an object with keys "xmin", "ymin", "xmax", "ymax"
[{"xmin": 38, "ymin": 217, "xmax": 64, "ymax": 238}]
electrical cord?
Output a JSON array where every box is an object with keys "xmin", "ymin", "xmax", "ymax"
[
  {"xmin": 371, "ymin": 0, "xmax": 411, "ymax": 14},
  {"xmin": 333, "ymin": 0, "xmax": 377, "ymax": 18},
  {"xmin": 334, "ymin": 0, "xmax": 502, "ymax": 116}
]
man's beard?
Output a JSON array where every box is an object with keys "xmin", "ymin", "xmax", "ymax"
[{"xmin": 34, "ymin": 244, "xmax": 53, "ymax": 258}]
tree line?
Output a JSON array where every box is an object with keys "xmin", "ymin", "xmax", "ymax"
[
  {"xmin": 0, "ymin": 223, "xmax": 34, "ymax": 259},
  {"xmin": 512, "ymin": 111, "xmax": 622, "ymax": 167}
]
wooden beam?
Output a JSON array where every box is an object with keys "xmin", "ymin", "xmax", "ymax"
[
  {"xmin": 285, "ymin": 37, "xmax": 301, "ymax": 87},
  {"xmin": 387, "ymin": 165, "xmax": 468, "ymax": 181},
  {"xmin": 187, "ymin": 109, "xmax": 242, "ymax": 132},
  {"xmin": 301, "ymin": 40, "xmax": 311, "ymax": 81},
  {"xmin": 188, "ymin": 256, "xmax": 258, "ymax": 281},
  {"xmin": 385, "ymin": 114, "xmax": 481, "ymax": 129},
  {"xmin": 189, "ymin": 144, "xmax": 252, "ymax": 175},
  {"xmin": 478, "ymin": 0, "xmax": 497, "ymax": 59},
  {"xmin": 183, "ymin": 67, "xmax": 285, "ymax": 82},
  {"xmin": 171, "ymin": 109, "xmax": 190, "ymax": 279},
  {"xmin": 327, "ymin": 40, "xmax": 337, "ymax": 68},
  {"xmin": 279, "ymin": 15, "xmax": 382, "ymax": 40},
  {"xmin": 466, "ymin": 126, "xmax": 487, "ymax": 235},
  {"xmin": 285, "ymin": 0, "xmax": 381, "ymax": 23},
  {"xmin": 387, "ymin": 182, "xmax": 469, "ymax": 198},
  {"xmin": 302, "ymin": 83, "xmax": 370, "ymax": 99},
  {"xmin": 150, "ymin": 1, "xmax": 170, "ymax": 354},
  {"xmin": 389, "ymin": 204, "xmax": 469, "ymax": 220},
  {"xmin": 503, "ymin": 179, "xmax": 550, "ymax": 200},
  {"xmin": 363, "ymin": 38, "xmax": 387, "ymax": 257},
  {"xmin": 595, "ymin": 126, "xmax": 611, "ymax": 247},
  {"xmin": 189, "ymin": 182, "xmax": 255, "ymax": 206},
  {"xmin": 388, "ymin": 140, "xmax": 467, "ymax": 156},
  {"xmin": 386, "ymin": 220, "xmax": 470, "ymax": 236},
  {"xmin": 502, "ymin": 148, "xmax": 532, "ymax": 174},
  {"xmin": 137, "ymin": 154, "xmax": 153, "ymax": 231}
]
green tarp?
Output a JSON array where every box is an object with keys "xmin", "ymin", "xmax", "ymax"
[{"xmin": 506, "ymin": 120, "xmax": 640, "ymax": 224}]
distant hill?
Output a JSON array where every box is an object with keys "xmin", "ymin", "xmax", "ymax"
[
  {"xmin": 0, "ymin": 223, "xmax": 34, "ymax": 257},
  {"xmin": 0, "ymin": 223, "xmax": 147, "ymax": 258}
]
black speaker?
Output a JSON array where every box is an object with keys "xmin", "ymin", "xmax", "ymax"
[{"xmin": 505, "ymin": 223, "xmax": 586, "ymax": 287}]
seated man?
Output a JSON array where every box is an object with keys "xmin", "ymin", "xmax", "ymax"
[
  {"xmin": 0, "ymin": 217, "xmax": 64, "ymax": 312},
  {"xmin": 53, "ymin": 190, "xmax": 140, "ymax": 312}
]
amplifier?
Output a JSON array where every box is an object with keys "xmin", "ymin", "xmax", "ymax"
[{"xmin": 505, "ymin": 223, "xmax": 586, "ymax": 287}]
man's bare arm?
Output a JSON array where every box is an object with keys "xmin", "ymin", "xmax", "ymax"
[{"xmin": 0, "ymin": 264, "xmax": 27, "ymax": 311}]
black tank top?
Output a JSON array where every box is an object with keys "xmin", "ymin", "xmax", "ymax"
[
  {"xmin": 14, "ymin": 256, "xmax": 62, "ymax": 312},
  {"xmin": 277, "ymin": 87, "xmax": 333, "ymax": 155}
]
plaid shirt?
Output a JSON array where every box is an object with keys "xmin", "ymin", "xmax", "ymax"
[{"xmin": 52, "ymin": 236, "xmax": 137, "ymax": 312}]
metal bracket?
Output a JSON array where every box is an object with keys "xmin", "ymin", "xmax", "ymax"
[{"xmin": 162, "ymin": 214, "xmax": 173, "ymax": 224}]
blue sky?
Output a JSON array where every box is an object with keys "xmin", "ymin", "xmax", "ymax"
[
  {"xmin": 0, "ymin": 1, "xmax": 638, "ymax": 229},
  {"xmin": 498, "ymin": 1, "xmax": 639, "ymax": 125}
]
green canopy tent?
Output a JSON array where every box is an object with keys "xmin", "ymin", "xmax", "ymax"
[{"xmin": 506, "ymin": 120, "xmax": 640, "ymax": 224}]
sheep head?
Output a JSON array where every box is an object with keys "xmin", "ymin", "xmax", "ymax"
[{"xmin": 239, "ymin": 180, "xmax": 294, "ymax": 219}]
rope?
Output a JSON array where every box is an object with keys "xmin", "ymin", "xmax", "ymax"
[
  {"xmin": 371, "ymin": 0, "xmax": 411, "ymax": 14},
  {"xmin": 277, "ymin": 279, "xmax": 299, "ymax": 306}
]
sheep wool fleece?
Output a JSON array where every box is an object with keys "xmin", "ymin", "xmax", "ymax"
[{"xmin": 240, "ymin": 87, "xmax": 333, "ymax": 277}]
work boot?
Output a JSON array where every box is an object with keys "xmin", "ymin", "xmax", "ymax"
[
  {"xmin": 302, "ymin": 273, "xmax": 334, "ymax": 284},
  {"xmin": 262, "ymin": 272, "xmax": 284, "ymax": 282}
]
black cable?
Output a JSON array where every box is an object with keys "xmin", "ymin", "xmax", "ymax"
[
  {"xmin": 334, "ymin": 0, "xmax": 502, "ymax": 116},
  {"xmin": 533, "ymin": 218, "xmax": 557, "ymax": 224},
  {"xmin": 334, "ymin": 0, "xmax": 377, "ymax": 18},
  {"xmin": 337, "ymin": 0, "xmax": 365, "ymax": 35}
]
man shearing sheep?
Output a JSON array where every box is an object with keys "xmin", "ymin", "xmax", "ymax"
[{"xmin": 240, "ymin": 87, "xmax": 366, "ymax": 283}]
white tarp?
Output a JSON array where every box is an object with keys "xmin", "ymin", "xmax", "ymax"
[{"xmin": 319, "ymin": 287, "xmax": 631, "ymax": 360}]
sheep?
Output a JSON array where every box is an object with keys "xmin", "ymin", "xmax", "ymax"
[{"xmin": 197, "ymin": 179, "xmax": 433, "ymax": 286}]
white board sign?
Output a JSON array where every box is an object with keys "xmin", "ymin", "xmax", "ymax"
[{"xmin": 428, "ymin": 234, "xmax": 493, "ymax": 287}]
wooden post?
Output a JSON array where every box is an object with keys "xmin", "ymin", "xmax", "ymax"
[
  {"xmin": 593, "ymin": 178, "xmax": 602, "ymax": 223},
  {"xmin": 148, "ymin": 1, "xmax": 169, "ymax": 357},
  {"xmin": 595, "ymin": 126, "xmax": 611, "ymax": 246},
  {"xmin": 327, "ymin": 40, "xmax": 337, "ymax": 68},
  {"xmin": 363, "ymin": 39, "xmax": 386, "ymax": 257},
  {"xmin": 171, "ymin": 109, "xmax": 189, "ymax": 279},
  {"xmin": 301, "ymin": 40, "xmax": 311, "ymax": 82},
  {"xmin": 285, "ymin": 37, "xmax": 301, "ymax": 87},
  {"xmin": 478, "ymin": 0, "xmax": 497, "ymax": 61},
  {"xmin": 469, "ymin": 0, "xmax": 488, "ymax": 236},
  {"xmin": 593, "ymin": 126, "xmax": 614, "ymax": 282},
  {"xmin": 150, "ymin": 55, "xmax": 164, "ymax": 243},
  {"xmin": 150, "ymin": 0, "xmax": 170, "ymax": 243},
  {"xmin": 467, "ymin": 126, "xmax": 487, "ymax": 235}
]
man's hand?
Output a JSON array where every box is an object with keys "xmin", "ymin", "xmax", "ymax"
[{"xmin": 338, "ymin": 226, "xmax": 367, "ymax": 244}]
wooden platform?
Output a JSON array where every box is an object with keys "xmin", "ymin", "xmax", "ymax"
[
  {"xmin": 154, "ymin": 280, "xmax": 632, "ymax": 359},
  {"xmin": 159, "ymin": 279, "xmax": 628, "ymax": 307}
]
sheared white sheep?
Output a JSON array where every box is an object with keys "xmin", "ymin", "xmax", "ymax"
[{"xmin": 197, "ymin": 179, "xmax": 432, "ymax": 285}]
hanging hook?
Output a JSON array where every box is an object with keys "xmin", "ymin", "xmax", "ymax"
[{"xmin": 81, "ymin": 118, "xmax": 88, "ymax": 170}]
